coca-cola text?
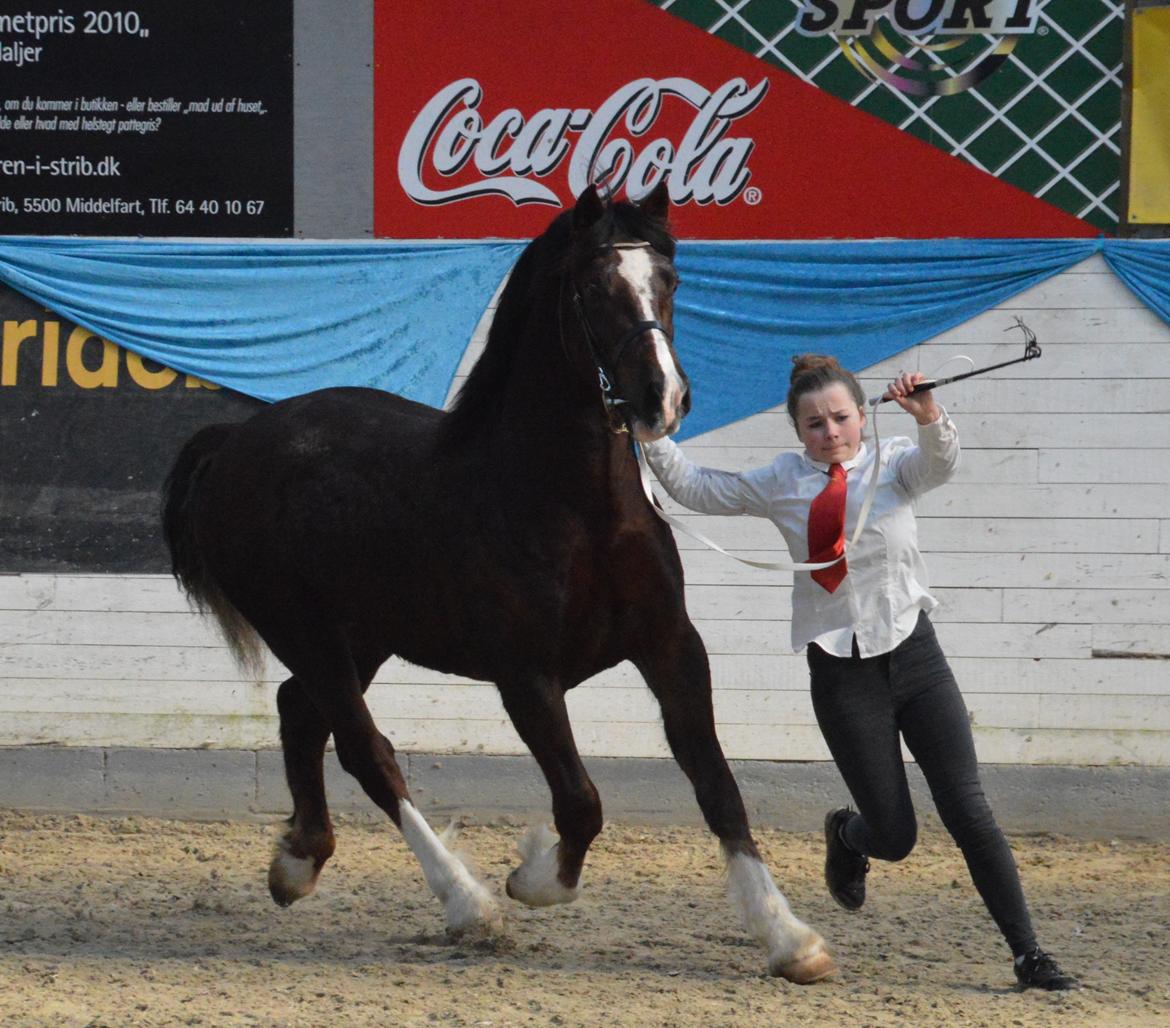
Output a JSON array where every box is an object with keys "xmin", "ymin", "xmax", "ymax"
[{"xmin": 397, "ymin": 76, "xmax": 769, "ymax": 208}]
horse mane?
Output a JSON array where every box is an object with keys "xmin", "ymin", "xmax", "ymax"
[{"xmin": 440, "ymin": 196, "xmax": 676, "ymax": 443}]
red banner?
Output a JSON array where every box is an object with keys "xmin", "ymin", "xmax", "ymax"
[{"xmin": 374, "ymin": 0, "xmax": 1095, "ymax": 239}]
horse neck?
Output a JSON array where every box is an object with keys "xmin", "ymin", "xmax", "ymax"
[
  {"xmin": 507, "ymin": 280, "xmax": 615, "ymax": 438},
  {"xmin": 483, "ymin": 278, "xmax": 637, "ymax": 500}
]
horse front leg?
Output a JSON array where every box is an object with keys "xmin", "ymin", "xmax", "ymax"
[
  {"xmin": 636, "ymin": 622, "xmax": 835, "ymax": 984},
  {"xmin": 497, "ymin": 677, "xmax": 602, "ymax": 906}
]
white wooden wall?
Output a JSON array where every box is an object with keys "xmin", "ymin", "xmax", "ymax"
[{"xmin": 2, "ymin": 253, "xmax": 1167, "ymax": 764}]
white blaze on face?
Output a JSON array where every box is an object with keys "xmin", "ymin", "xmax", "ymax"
[{"xmin": 615, "ymin": 246, "xmax": 685, "ymax": 428}]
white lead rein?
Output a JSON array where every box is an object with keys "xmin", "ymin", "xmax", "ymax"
[{"xmin": 635, "ymin": 357, "xmax": 973, "ymax": 573}]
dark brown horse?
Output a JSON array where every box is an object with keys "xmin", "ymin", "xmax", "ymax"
[{"xmin": 161, "ymin": 184, "xmax": 832, "ymax": 982}]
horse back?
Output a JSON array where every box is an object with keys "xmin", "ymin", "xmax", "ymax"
[{"xmin": 187, "ymin": 387, "xmax": 447, "ymax": 596}]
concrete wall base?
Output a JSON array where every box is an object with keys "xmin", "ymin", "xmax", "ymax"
[{"xmin": 2, "ymin": 746, "xmax": 1166, "ymax": 840}]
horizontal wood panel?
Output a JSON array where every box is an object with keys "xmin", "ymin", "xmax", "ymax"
[
  {"xmin": 0, "ymin": 574, "xmax": 186, "ymax": 613},
  {"xmin": 1090, "ymin": 623, "xmax": 1170, "ymax": 656},
  {"xmin": 1038, "ymin": 449, "xmax": 1170, "ymax": 484},
  {"xmin": 928, "ymin": 553, "xmax": 1170, "ymax": 590},
  {"xmin": 0, "ymin": 609, "xmax": 224, "ymax": 648},
  {"xmin": 1004, "ymin": 589, "xmax": 1170, "ymax": 625},
  {"xmin": 0, "ymin": 600, "xmax": 1020, "ymax": 650},
  {"xmin": 918, "ymin": 518, "xmax": 1161, "ymax": 553},
  {"xmin": 932, "ymin": 622, "xmax": 1092, "ymax": 658},
  {"xmin": 996, "ymin": 266, "xmax": 1144, "ymax": 308},
  {"xmin": 7, "ymin": 646, "xmax": 1165, "ymax": 697},
  {"xmin": 1, "ymin": 712, "xmax": 1163, "ymax": 766},
  {"xmin": 4, "ymin": 680, "xmax": 1165, "ymax": 734},
  {"xmin": 916, "ymin": 483, "xmax": 1168, "ymax": 518},
  {"xmin": 0, "ymin": 608, "xmax": 1104, "ymax": 654}
]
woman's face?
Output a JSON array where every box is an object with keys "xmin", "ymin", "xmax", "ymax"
[{"xmin": 794, "ymin": 382, "xmax": 866, "ymax": 464}]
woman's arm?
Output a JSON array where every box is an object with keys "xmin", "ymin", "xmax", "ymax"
[
  {"xmin": 882, "ymin": 372, "xmax": 959, "ymax": 495},
  {"xmin": 641, "ymin": 437, "xmax": 774, "ymax": 517}
]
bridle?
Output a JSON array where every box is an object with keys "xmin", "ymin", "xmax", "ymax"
[{"xmin": 564, "ymin": 240, "xmax": 674, "ymax": 435}]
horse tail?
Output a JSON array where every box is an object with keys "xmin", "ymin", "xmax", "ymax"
[{"xmin": 162, "ymin": 424, "xmax": 267, "ymax": 681}]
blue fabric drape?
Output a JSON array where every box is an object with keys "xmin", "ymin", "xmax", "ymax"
[
  {"xmin": 671, "ymin": 238, "xmax": 1099, "ymax": 439},
  {"xmin": 0, "ymin": 237, "xmax": 524, "ymax": 406},
  {"xmin": 5, "ymin": 234, "xmax": 1170, "ymax": 440},
  {"xmin": 1102, "ymin": 238, "xmax": 1170, "ymax": 326}
]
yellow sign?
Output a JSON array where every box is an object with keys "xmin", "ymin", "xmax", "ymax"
[
  {"xmin": 1130, "ymin": 7, "xmax": 1170, "ymax": 224},
  {"xmin": 2, "ymin": 318, "xmax": 217, "ymax": 391}
]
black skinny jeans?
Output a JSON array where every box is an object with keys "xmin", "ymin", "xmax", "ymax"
[{"xmin": 808, "ymin": 611, "xmax": 1037, "ymax": 956}]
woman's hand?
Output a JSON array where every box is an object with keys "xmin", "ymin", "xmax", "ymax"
[{"xmin": 884, "ymin": 371, "xmax": 940, "ymax": 425}]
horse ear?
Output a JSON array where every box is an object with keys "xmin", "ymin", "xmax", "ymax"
[
  {"xmin": 573, "ymin": 184, "xmax": 606, "ymax": 231},
  {"xmin": 640, "ymin": 179, "xmax": 671, "ymax": 224}
]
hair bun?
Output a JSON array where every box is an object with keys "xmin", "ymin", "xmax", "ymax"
[{"xmin": 790, "ymin": 353, "xmax": 842, "ymax": 385}]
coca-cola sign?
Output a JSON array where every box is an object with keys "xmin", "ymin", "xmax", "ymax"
[
  {"xmin": 397, "ymin": 76, "xmax": 768, "ymax": 209},
  {"xmin": 374, "ymin": 0, "xmax": 1095, "ymax": 239}
]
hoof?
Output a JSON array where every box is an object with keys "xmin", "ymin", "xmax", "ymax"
[
  {"xmin": 504, "ymin": 869, "xmax": 578, "ymax": 907},
  {"xmin": 442, "ymin": 878, "xmax": 503, "ymax": 935},
  {"xmin": 770, "ymin": 943, "xmax": 837, "ymax": 985},
  {"xmin": 268, "ymin": 838, "xmax": 322, "ymax": 907},
  {"xmin": 504, "ymin": 824, "xmax": 578, "ymax": 907}
]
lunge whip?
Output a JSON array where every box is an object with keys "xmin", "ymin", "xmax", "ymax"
[{"xmin": 873, "ymin": 316, "xmax": 1041, "ymax": 405}]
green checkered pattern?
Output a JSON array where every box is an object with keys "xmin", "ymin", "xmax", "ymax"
[{"xmin": 653, "ymin": 0, "xmax": 1122, "ymax": 231}]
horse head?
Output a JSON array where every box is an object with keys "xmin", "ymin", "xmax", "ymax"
[{"xmin": 567, "ymin": 183, "xmax": 691, "ymax": 442}]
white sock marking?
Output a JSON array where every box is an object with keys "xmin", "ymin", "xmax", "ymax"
[
  {"xmin": 271, "ymin": 833, "xmax": 318, "ymax": 898},
  {"xmin": 397, "ymin": 799, "xmax": 500, "ymax": 932},
  {"xmin": 506, "ymin": 823, "xmax": 578, "ymax": 907},
  {"xmin": 724, "ymin": 849, "xmax": 826, "ymax": 971}
]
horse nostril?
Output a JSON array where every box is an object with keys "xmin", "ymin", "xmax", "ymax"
[
  {"xmin": 680, "ymin": 381, "xmax": 692, "ymax": 416},
  {"xmin": 644, "ymin": 381, "xmax": 665, "ymax": 416}
]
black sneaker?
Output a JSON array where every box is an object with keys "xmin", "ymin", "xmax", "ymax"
[
  {"xmin": 1014, "ymin": 948, "xmax": 1077, "ymax": 991},
  {"xmin": 824, "ymin": 808, "xmax": 869, "ymax": 911}
]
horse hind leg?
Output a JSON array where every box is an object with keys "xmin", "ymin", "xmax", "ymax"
[
  {"xmin": 497, "ymin": 677, "xmax": 602, "ymax": 906},
  {"xmin": 268, "ymin": 676, "xmax": 336, "ymax": 906},
  {"xmin": 637, "ymin": 624, "xmax": 835, "ymax": 984},
  {"xmin": 268, "ymin": 625, "xmax": 500, "ymax": 934}
]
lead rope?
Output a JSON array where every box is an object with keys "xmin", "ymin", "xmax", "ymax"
[{"xmin": 634, "ymin": 356, "xmax": 974, "ymax": 573}]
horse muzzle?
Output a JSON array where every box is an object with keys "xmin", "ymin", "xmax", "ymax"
[{"xmin": 628, "ymin": 373, "xmax": 690, "ymax": 442}]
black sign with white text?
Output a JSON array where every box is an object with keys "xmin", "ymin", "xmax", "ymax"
[{"xmin": 0, "ymin": 2, "xmax": 292, "ymax": 236}]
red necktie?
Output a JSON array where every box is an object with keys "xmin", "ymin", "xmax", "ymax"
[{"xmin": 808, "ymin": 463, "xmax": 847, "ymax": 593}]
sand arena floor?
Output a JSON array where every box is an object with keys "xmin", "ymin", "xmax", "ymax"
[{"xmin": 0, "ymin": 811, "xmax": 1166, "ymax": 1027}]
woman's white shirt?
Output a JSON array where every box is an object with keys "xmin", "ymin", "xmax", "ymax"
[{"xmin": 641, "ymin": 409, "xmax": 960, "ymax": 658}]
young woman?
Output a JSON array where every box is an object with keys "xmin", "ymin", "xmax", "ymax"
[{"xmin": 642, "ymin": 354, "xmax": 1075, "ymax": 991}]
